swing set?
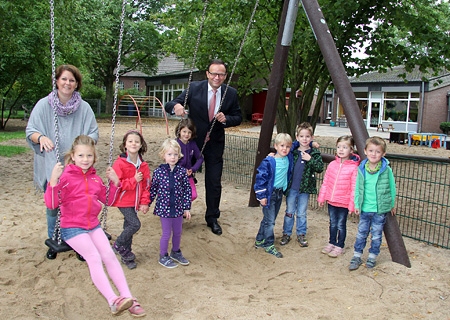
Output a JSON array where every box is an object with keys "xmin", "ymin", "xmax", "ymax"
[
  {"xmin": 44, "ymin": 0, "xmax": 128, "ymax": 255},
  {"xmin": 44, "ymin": 0, "xmax": 260, "ymax": 255}
]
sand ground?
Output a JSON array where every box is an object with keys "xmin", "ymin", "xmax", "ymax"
[{"xmin": 0, "ymin": 118, "xmax": 449, "ymax": 320}]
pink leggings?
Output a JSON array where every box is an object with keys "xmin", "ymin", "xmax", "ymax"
[{"xmin": 66, "ymin": 228, "xmax": 132, "ymax": 306}]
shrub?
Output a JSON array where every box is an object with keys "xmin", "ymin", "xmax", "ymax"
[{"xmin": 439, "ymin": 122, "xmax": 450, "ymax": 134}]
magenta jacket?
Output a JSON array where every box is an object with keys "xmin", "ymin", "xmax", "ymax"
[
  {"xmin": 44, "ymin": 164, "xmax": 121, "ymax": 230},
  {"xmin": 317, "ymin": 154, "xmax": 360, "ymax": 212}
]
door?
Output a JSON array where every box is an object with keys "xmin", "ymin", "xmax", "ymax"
[{"xmin": 367, "ymin": 92, "xmax": 383, "ymax": 129}]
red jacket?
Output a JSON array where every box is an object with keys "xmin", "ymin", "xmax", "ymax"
[
  {"xmin": 44, "ymin": 164, "xmax": 120, "ymax": 230},
  {"xmin": 317, "ymin": 154, "xmax": 360, "ymax": 212},
  {"xmin": 111, "ymin": 154, "xmax": 151, "ymax": 210}
]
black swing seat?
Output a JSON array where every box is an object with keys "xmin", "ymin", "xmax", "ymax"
[
  {"xmin": 45, "ymin": 238, "xmax": 72, "ymax": 253},
  {"xmin": 45, "ymin": 231, "xmax": 112, "ymax": 253}
]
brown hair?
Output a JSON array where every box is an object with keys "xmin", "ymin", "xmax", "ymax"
[
  {"xmin": 119, "ymin": 130, "xmax": 148, "ymax": 155},
  {"xmin": 296, "ymin": 122, "xmax": 314, "ymax": 136},
  {"xmin": 175, "ymin": 118, "xmax": 198, "ymax": 140},
  {"xmin": 365, "ymin": 136, "xmax": 387, "ymax": 153},
  {"xmin": 336, "ymin": 135, "xmax": 355, "ymax": 151},
  {"xmin": 55, "ymin": 64, "xmax": 83, "ymax": 91},
  {"xmin": 64, "ymin": 135, "xmax": 98, "ymax": 165}
]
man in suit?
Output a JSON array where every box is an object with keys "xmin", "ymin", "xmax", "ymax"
[{"xmin": 165, "ymin": 59, "xmax": 242, "ymax": 235}]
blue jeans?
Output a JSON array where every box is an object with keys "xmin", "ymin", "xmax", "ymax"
[
  {"xmin": 255, "ymin": 188, "xmax": 284, "ymax": 247},
  {"xmin": 328, "ymin": 204, "xmax": 349, "ymax": 248},
  {"xmin": 47, "ymin": 208, "xmax": 58, "ymax": 239},
  {"xmin": 354, "ymin": 211, "xmax": 387, "ymax": 256},
  {"xmin": 283, "ymin": 192, "xmax": 310, "ymax": 236}
]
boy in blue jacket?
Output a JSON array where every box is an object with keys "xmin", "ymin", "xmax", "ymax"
[{"xmin": 254, "ymin": 133, "xmax": 293, "ymax": 258}]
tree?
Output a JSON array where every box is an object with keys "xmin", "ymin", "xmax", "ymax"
[
  {"xmin": 157, "ymin": 0, "xmax": 450, "ymax": 138},
  {"xmin": 53, "ymin": 0, "xmax": 164, "ymax": 113},
  {"xmin": 0, "ymin": 0, "xmax": 51, "ymax": 129}
]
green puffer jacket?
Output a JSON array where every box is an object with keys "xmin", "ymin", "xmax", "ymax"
[
  {"xmin": 354, "ymin": 157, "xmax": 396, "ymax": 214},
  {"xmin": 287, "ymin": 141, "xmax": 324, "ymax": 196}
]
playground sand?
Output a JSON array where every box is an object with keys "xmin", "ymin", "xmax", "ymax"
[{"xmin": 0, "ymin": 118, "xmax": 449, "ymax": 319}]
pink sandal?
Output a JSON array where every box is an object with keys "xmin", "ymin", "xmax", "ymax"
[
  {"xmin": 110, "ymin": 296, "xmax": 133, "ymax": 315},
  {"xmin": 128, "ymin": 298, "xmax": 146, "ymax": 318}
]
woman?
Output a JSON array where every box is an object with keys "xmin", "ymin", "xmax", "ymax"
[{"xmin": 26, "ymin": 64, "xmax": 99, "ymax": 260}]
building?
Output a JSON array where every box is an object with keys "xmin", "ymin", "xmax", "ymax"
[{"xmin": 329, "ymin": 66, "xmax": 450, "ymax": 133}]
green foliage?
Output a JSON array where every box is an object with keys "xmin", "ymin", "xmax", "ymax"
[
  {"xmin": 156, "ymin": 0, "xmax": 450, "ymax": 138},
  {"xmin": 82, "ymin": 84, "xmax": 105, "ymax": 100},
  {"xmin": 439, "ymin": 122, "xmax": 450, "ymax": 134}
]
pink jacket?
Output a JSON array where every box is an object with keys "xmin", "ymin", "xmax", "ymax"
[
  {"xmin": 317, "ymin": 154, "xmax": 360, "ymax": 212},
  {"xmin": 44, "ymin": 164, "xmax": 120, "ymax": 230}
]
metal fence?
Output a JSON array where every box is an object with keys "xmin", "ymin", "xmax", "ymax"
[{"xmin": 223, "ymin": 134, "xmax": 450, "ymax": 249}]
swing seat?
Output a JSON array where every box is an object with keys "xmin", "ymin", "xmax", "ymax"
[
  {"xmin": 45, "ymin": 238, "xmax": 73, "ymax": 253},
  {"xmin": 45, "ymin": 231, "xmax": 112, "ymax": 253}
]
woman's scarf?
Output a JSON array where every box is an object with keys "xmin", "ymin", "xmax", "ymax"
[{"xmin": 48, "ymin": 90, "xmax": 81, "ymax": 116}]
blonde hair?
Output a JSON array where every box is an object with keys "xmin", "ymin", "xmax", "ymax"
[
  {"xmin": 365, "ymin": 136, "xmax": 387, "ymax": 153},
  {"xmin": 158, "ymin": 138, "xmax": 183, "ymax": 160},
  {"xmin": 296, "ymin": 122, "xmax": 314, "ymax": 136},
  {"xmin": 274, "ymin": 133, "xmax": 292, "ymax": 146},
  {"xmin": 336, "ymin": 135, "xmax": 355, "ymax": 151},
  {"xmin": 64, "ymin": 135, "xmax": 98, "ymax": 165}
]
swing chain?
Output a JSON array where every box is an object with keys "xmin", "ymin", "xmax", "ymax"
[
  {"xmin": 49, "ymin": 0, "xmax": 56, "ymax": 90},
  {"xmin": 101, "ymin": 0, "xmax": 127, "ymax": 231},
  {"xmin": 182, "ymin": 0, "xmax": 209, "ymax": 115},
  {"xmin": 200, "ymin": 0, "xmax": 260, "ymax": 154}
]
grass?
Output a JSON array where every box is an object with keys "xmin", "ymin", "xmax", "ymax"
[{"xmin": 0, "ymin": 131, "xmax": 28, "ymax": 157}]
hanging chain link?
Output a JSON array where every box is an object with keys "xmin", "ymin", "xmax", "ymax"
[
  {"xmin": 200, "ymin": 0, "xmax": 260, "ymax": 154},
  {"xmin": 182, "ymin": 0, "xmax": 209, "ymax": 117},
  {"xmin": 100, "ymin": 0, "xmax": 127, "ymax": 231},
  {"xmin": 49, "ymin": 0, "xmax": 64, "ymax": 244}
]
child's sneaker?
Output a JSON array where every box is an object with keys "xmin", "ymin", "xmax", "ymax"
[
  {"xmin": 264, "ymin": 245, "xmax": 283, "ymax": 258},
  {"xmin": 297, "ymin": 234, "xmax": 308, "ymax": 247},
  {"xmin": 128, "ymin": 298, "xmax": 146, "ymax": 318},
  {"xmin": 122, "ymin": 257, "xmax": 137, "ymax": 269},
  {"xmin": 366, "ymin": 258, "xmax": 377, "ymax": 269},
  {"xmin": 321, "ymin": 243, "xmax": 335, "ymax": 254},
  {"xmin": 159, "ymin": 254, "xmax": 178, "ymax": 268},
  {"xmin": 170, "ymin": 250, "xmax": 190, "ymax": 266},
  {"xmin": 328, "ymin": 246, "xmax": 344, "ymax": 258},
  {"xmin": 280, "ymin": 234, "xmax": 291, "ymax": 246},
  {"xmin": 110, "ymin": 296, "xmax": 133, "ymax": 315},
  {"xmin": 113, "ymin": 242, "xmax": 136, "ymax": 261},
  {"xmin": 254, "ymin": 239, "xmax": 265, "ymax": 249},
  {"xmin": 349, "ymin": 256, "xmax": 363, "ymax": 271}
]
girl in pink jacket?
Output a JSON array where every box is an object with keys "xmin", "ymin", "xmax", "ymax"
[
  {"xmin": 44, "ymin": 135, "xmax": 145, "ymax": 317},
  {"xmin": 317, "ymin": 135, "xmax": 360, "ymax": 258}
]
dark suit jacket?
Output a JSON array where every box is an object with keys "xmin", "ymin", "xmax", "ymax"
[{"xmin": 165, "ymin": 80, "xmax": 242, "ymax": 150}]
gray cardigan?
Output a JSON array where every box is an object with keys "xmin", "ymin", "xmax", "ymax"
[{"xmin": 26, "ymin": 96, "xmax": 99, "ymax": 190}]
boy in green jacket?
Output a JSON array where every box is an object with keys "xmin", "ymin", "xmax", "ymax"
[{"xmin": 349, "ymin": 137, "xmax": 396, "ymax": 271}]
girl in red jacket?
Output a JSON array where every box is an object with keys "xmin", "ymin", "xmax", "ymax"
[
  {"xmin": 317, "ymin": 135, "xmax": 360, "ymax": 258},
  {"xmin": 112, "ymin": 130, "xmax": 151, "ymax": 270},
  {"xmin": 44, "ymin": 135, "xmax": 145, "ymax": 317}
]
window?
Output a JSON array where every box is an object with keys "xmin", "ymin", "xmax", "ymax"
[
  {"xmin": 383, "ymin": 92, "xmax": 419, "ymax": 122},
  {"xmin": 119, "ymin": 81, "xmax": 124, "ymax": 90},
  {"xmin": 133, "ymin": 81, "xmax": 140, "ymax": 90}
]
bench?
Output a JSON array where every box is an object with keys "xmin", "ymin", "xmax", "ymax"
[{"xmin": 377, "ymin": 124, "xmax": 394, "ymax": 132}]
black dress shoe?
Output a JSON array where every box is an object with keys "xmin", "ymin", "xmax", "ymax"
[
  {"xmin": 46, "ymin": 248, "xmax": 57, "ymax": 260},
  {"xmin": 207, "ymin": 222, "xmax": 222, "ymax": 235}
]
